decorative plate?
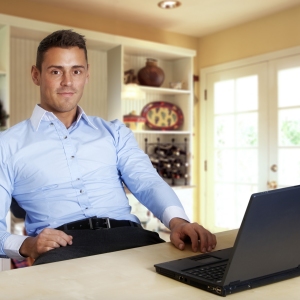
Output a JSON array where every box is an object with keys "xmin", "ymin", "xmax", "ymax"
[{"xmin": 141, "ymin": 101, "xmax": 184, "ymax": 130}]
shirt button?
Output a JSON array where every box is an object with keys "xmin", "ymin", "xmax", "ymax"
[
  {"xmin": 64, "ymin": 136, "xmax": 68, "ymax": 139},
  {"xmin": 71, "ymin": 156, "xmax": 75, "ymax": 158},
  {"xmin": 50, "ymin": 123, "xmax": 54, "ymax": 126},
  {"xmin": 80, "ymin": 190, "xmax": 83, "ymax": 193},
  {"xmin": 77, "ymin": 178, "xmax": 80, "ymax": 180}
]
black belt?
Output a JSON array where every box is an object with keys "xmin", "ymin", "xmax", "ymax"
[{"xmin": 56, "ymin": 217, "xmax": 142, "ymax": 231}]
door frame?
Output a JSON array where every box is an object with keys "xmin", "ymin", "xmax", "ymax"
[{"xmin": 199, "ymin": 45, "xmax": 300, "ymax": 229}]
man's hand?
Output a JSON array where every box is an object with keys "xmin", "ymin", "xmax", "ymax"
[
  {"xmin": 19, "ymin": 228, "xmax": 73, "ymax": 259},
  {"xmin": 169, "ymin": 218, "xmax": 216, "ymax": 253}
]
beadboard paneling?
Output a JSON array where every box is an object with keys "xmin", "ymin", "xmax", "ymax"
[
  {"xmin": 80, "ymin": 49, "xmax": 107, "ymax": 119},
  {"xmin": 10, "ymin": 38, "xmax": 39, "ymax": 126}
]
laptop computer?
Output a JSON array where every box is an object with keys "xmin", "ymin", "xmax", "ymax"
[{"xmin": 154, "ymin": 185, "xmax": 300, "ymax": 296}]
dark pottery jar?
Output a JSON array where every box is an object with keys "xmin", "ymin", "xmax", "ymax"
[{"xmin": 138, "ymin": 58, "xmax": 165, "ymax": 87}]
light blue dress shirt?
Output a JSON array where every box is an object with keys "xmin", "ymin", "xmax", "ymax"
[{"xmin": 0, "ymin": 105, "xmax": 189, "ymax": 259}]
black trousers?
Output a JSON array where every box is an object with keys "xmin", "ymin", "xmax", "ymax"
[{"xmin": 33, "ymin": 227, "xmax": 165, "ymax": 265}]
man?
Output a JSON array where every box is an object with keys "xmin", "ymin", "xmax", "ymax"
[{"xmin": 0, "ymin": 30, "xmax": 216, "ymax": 265}]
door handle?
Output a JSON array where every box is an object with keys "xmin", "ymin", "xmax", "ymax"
[{"xmin": 270, "ymin": 164, "xmax": 277, "ymax": 172}]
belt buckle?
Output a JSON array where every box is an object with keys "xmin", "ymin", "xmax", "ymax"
[
  {"xmin": 88, "ymin": 218, "xmax": 94, "ymax": 229},
  {"xmin": 104, "ymin": 217, "xmax": 111, "ymax": 229}
]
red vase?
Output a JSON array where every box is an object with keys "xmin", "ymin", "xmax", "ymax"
[{"xmin": 138, "ymin": 59, "xmax": 165, "ymax": 87}]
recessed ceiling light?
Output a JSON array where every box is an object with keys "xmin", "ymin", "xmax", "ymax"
[{"xmin": 158, "ymin": 1, "xmax": 181, "ymax": 9}]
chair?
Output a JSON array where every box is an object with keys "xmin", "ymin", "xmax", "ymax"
[{"xmin": 10, "ymin": 197, "xmax": 26, "ymax": 219}]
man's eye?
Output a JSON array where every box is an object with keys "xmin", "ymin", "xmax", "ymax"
[
  {"xmin": 74, "ymin": 70, "xmax": 81, "ymax": 75},
  {"xmin": 52, "ymin": 70, "xmax": 60, "ymax": 75}
]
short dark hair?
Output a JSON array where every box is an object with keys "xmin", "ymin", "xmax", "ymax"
[{"xmin": 36, "ymin": 29, "xmax": 88, "ymax": 71}]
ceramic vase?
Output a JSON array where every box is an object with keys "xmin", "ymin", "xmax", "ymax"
[{"xmin": 138, "ymin": 58, "xmax": 165, "ymax": 87}]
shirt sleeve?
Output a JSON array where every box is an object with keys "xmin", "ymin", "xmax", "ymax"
[
  {"xmin": 113, "ymin": 120, "xmax": 190, "ymax": 228},
  {"xmin": 4, "ymin": 235, "xmax": 28, "ymax": 260},
  {"xmin": 162, "ymin": 206, "xmax": 190, "ymax": 228},
  {"xmin": 0, "ymin": 138, "xmax": 17, "ymax": 258}
]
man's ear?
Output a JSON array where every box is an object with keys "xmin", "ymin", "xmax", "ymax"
[{"xmin": 31, "ymin": 65, "xmax": 41, "ymax": 86}]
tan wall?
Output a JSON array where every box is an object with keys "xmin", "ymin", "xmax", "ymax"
[{"xmin": 198, "ymin": 5, "xmax": 300, "ymax": 68}]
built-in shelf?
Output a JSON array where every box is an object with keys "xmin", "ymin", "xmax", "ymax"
[{"xmin": 140, "ymin": 86, "xmax": 191, "ymax": 95}]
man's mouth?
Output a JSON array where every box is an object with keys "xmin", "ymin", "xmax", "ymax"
[{"xmin": 57, "ymin": 91, "xmax": 76, "ymax": 97}]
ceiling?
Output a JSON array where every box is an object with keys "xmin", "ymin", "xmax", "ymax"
[{"xmin": 30, "ymin": 0, "xmax": 300, "ymax": 37}]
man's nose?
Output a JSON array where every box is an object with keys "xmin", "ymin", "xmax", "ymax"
[{"xmin": 61, "ymin": 73, "xmax": 72, "ymax": 86}]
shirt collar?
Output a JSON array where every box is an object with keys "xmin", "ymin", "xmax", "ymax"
[{"xmin": 30, "ymin": 104, "xmax": 98, "ymax": 131}]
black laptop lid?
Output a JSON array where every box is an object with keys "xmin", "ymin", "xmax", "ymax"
[{"xmin": 224, "ymin": 185, "xmax": 300, "ymax": 286}]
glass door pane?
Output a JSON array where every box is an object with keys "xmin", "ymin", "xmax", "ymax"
[
  {"xmin": 204, "ymin": 63, "xmax": 268, "ymax": 232},
  {"xmin": 269, "ymin": 56, "xmax": 300, "ymax": 189}
]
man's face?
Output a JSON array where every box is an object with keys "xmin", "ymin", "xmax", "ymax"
[{"xmin": 31, "ymin": 46, "xmax": 89, "ymax": 114}]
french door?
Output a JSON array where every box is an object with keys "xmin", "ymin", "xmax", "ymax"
[
  {"xmin": 201, "ymin": 54, "xmax": 300, "ymax": 232},
  {"xmin": 269, "ymin": 55, "xmax": 300, "ymax": 189}
]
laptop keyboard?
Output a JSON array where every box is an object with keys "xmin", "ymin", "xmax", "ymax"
[{"xmin": 185, "ymin": 263, "xmax": 227, "ymax": 283}]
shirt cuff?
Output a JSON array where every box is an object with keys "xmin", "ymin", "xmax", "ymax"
[
  {"xmin": 4, "ymin": 234, "xmax": 29, "ymax": 261},
  {"xmin": 162, "ymin": 206, "xmax": 190, "ymax": 229}
]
